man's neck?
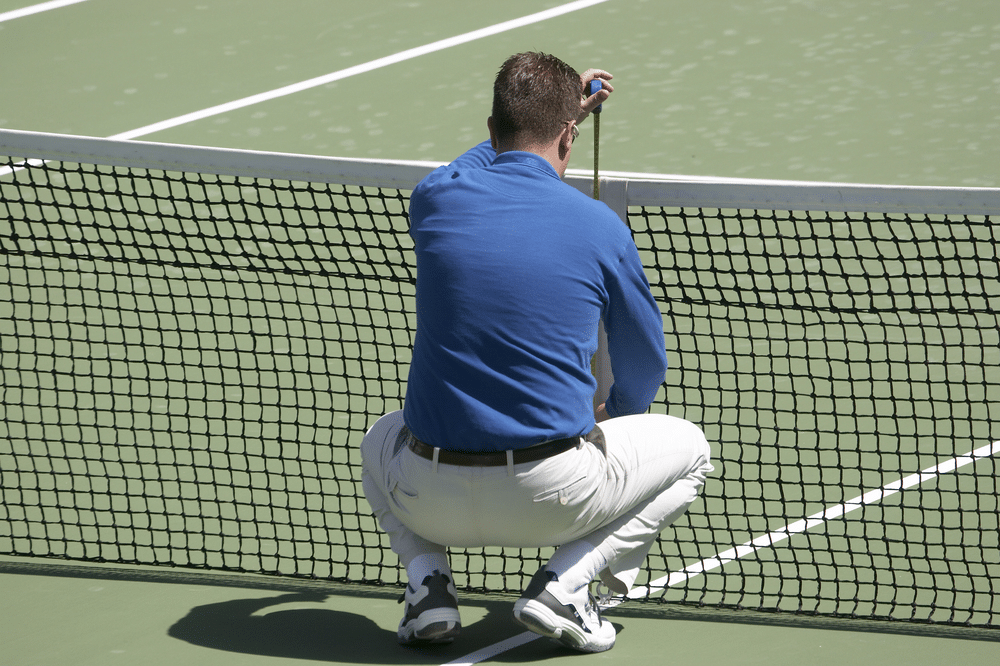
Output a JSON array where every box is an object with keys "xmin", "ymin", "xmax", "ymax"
[
  {"xmin": 495, "ymin": 140, "xmax": 569, "ymax": 178},
  {"xmin": 489, "ymin": 117, "xmax": 573, "ymax": 178}
]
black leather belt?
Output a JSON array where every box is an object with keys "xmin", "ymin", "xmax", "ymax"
[{"xmin": 408, "ymin": 435, "xmax": 581, "ymax": 467}]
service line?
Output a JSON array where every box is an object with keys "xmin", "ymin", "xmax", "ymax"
[
  {"xmin": 110, "ymin": 0, "xmax": 612, "ymax": 141},
  {"xmin": 0, "ymin": 0, "xmax": 90, "ymax": 24}
]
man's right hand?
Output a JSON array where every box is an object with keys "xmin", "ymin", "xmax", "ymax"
[{"xmin": 578, "ymin": 68, "xmax": 614, "ymax": 123}]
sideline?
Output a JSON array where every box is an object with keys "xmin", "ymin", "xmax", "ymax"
[
  {"xmin": 629, "ymin": 440, "xmax": 1000, "ymax": 599},
  {"xmin": 441, "ymin": 441, "xmax": 1000, "ymax": 665}
]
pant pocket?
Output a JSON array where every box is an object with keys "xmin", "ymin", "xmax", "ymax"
[
  {"xmin": 387, "ymin": 456, "xmax": 419, "ymax": 510},
  {"xmin": 532, "ymin": 474, "xmax": 591, "ymax": 506}
]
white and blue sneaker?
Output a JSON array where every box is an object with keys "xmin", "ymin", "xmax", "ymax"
[
  {"xmin": 513, "ymin": 569, "xmax": 616, "ymax": 653},
  {"xmin": 397, "ymin": 571, "xmax": 461, "ymax": 645}
]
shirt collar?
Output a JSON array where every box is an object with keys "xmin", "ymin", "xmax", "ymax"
[{"xmin": 492, "ymin": 150, "xmax": 559, "ymax": 178}]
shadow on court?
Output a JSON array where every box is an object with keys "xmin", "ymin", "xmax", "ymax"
[
  {"xmin": 2, "ymin": 559, "xmax": 608, "ymax": 663},
  {"xmin": 167, "ymin": 590, "xmax": 600, "ymax": 663},
  {"xmin": 169, "ymin": 591, "xmax": 392, "ymax": 663}
]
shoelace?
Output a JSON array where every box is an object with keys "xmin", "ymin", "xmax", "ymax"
[
  {"xmin": 594, "ymin": 582, "xmax": 625, "ymax": 610},
  {"xmin": 586, "ymin": 593, "xmax": 604, "ymax": 625}
]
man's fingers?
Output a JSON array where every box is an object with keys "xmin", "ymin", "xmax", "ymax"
[
  {"xmin": 581, "ymin": 89, "xmax": 610, "ymax": 115},
  {"xmin": 578, "ymin": 69, "xmax": 614, "ymax": 120},
  {"xmin": 580, "ymin": 68, "xmax": 614, "ymax": 88}
]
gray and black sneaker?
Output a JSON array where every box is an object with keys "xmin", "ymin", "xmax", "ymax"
[
  {"xmin": 513, "ymin": 569, "xmax": 616, "ymax": 653},
  {"xmin": 397, "ymin": 571, "xmax": 461, "ymax": 645}
]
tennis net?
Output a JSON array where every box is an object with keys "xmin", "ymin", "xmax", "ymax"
[{"xmin": 2, "ymin": 129, "xmax": 998, "ymax": 629}]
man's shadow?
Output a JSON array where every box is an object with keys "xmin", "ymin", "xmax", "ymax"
[
  {"xmin": 167, "ymin": 590, "xmax": 590, "ymax": 663},
  {"xmin": 169, "ymin": 591, "xmax": 389, "ymax": 663}
]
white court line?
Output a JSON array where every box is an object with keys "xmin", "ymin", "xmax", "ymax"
[
  {"xmin": 1, "ymin": 0, "xmax": 608, "ymax": 177},
  {"xmin": 110, "ymin": 0, "xmax": 611, "ymax": 141},
  {"xmin": 628, "ymin": 440, "xmax": 1000, "ymax": 599},
  {"xmin": 443, "ymin": 441, "xmax": 1000, "ymax": 665},
  {"xmin": 0, "ymin": 0, "xmax": 90, "ymax": 23},
  {"xmin": 442, "ymin": 631, "xmax": 540, "ymax": 666}
]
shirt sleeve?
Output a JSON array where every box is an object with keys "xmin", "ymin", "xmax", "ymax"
[{"xmin": 602, "ymin": 240, "xmax": 669, "ymax": 418}]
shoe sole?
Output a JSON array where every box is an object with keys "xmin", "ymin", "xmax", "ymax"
[
  {"xmin": 513, "ymin": 598, "xmax": 614, "ymax": 653},
  {"xmin": 398, "ymin": 608, "xmax": 461, "ymax": 645}
]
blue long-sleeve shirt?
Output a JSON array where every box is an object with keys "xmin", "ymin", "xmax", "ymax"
[{"xmin": 403, "ymin": 141, "xmax": 667, "ymax": 451}]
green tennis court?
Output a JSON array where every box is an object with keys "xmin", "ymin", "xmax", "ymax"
[{"xmin": 2, "ymin": 1, "xmax": 999, "ymax": 664}]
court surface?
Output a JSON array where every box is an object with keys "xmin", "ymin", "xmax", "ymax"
[{"xmin": 2, "ymin": 1, "xmax": 999, "ymax": 664}]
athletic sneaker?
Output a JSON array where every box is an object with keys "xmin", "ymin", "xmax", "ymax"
[
  {"xmin": 513, "ymin": 569, "xmax": 616, "ymax": 653},
  {"xmin": 397, "ymin": 570, "xmax": 461, "ymax": 645}
]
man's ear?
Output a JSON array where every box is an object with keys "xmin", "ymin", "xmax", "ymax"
[
  {"xmin": 487, "ymin": 116, "xmax": 497, "ymax": 150},
  {"xmin": 558, "ymin": 121, "xmax": 575, "ymax": 159}
]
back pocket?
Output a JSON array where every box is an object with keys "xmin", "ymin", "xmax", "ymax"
[{"xmin": 532, "ymin": 474, "xmax": 592, "ymax": 506}]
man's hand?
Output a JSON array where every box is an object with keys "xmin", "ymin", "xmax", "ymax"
[
  {"xmin": 594, "ymin": 402, "xmax": 611, "ymax": 423},
  {"xmin": 578, "ymin": 69, "xmax": 614, "ymax": 123}
]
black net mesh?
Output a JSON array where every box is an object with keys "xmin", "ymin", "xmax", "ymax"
[{"xmin": 1, "ymin": 150, "xmax": 998, "ymax": 629}]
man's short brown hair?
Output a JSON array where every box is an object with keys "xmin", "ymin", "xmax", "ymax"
[{"xmin": 492, "ymin": 52, "xmax": 581, "ymax": 146}]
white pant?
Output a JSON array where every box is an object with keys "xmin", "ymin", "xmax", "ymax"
[{"xmin": 360, "ymin": 410, "xmax": 713, "ymax": 594}]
